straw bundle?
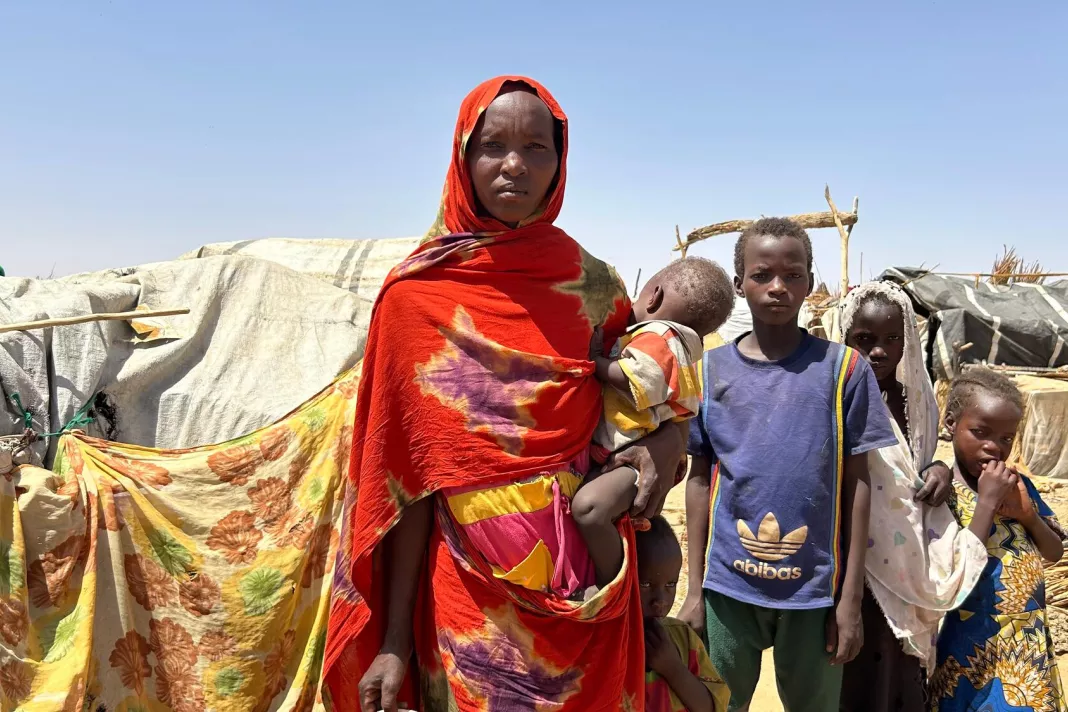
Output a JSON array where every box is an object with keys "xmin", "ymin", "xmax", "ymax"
[{"xmin": 990, "ymin": 245, "xmax": 1046, "ymax": 285}]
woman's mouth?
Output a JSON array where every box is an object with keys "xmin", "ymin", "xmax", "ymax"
[{"xmin": 496, "ymin": 186, "xmax": 527, "ymax": 201}]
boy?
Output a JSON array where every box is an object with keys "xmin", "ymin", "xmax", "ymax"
[
  {"xmin": 638, "ymin": 516, "xmax": 731, "ymax": 712},
  {"xmin": 677, "ymin": 218, "xmax": 896, "ymax": 712},
  {"xmin": 572, "ymin": 257, "xmax": 734, "ymax": 587}
]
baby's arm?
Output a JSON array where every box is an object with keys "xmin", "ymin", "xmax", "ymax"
[
  {"xmin": 571, "ymin": 467, "xmax": 639, "ymax": 587},
  {"xmin": 590, "ymin": 327, "xmax": 632, "ymax": 392},
  {"xmin": 594, "ymin": 356, "xmax": 632, "ymax": 393}
]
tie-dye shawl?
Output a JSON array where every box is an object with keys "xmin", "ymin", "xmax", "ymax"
[{"xmin": 324, "ymin": 77, "xmax": 645, "ymax": 711}]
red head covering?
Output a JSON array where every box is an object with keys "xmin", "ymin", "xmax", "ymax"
[{"xmin": 426, "ymin": 75, "xmax": 568, "ymax": 238}]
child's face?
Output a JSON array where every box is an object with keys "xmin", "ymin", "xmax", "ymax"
[
  {"xmin": 846, "ymin": 300, "xmax": 905, "ymax": 384},
  {"xmin": 735, "ymin": 235, "xmax": 812, "ymax": 327},
  {"xmin": 947, "ymin": 391, "xmax": 1022, "ymax": 477},
  {"xmin": 638, "ymin": 547, "xmax": 683, "ymax": 619}
]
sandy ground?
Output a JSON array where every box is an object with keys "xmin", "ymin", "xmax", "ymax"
[{"xmin": 662, "ymin": 457, "xmax": 1068, "ymax": 711}]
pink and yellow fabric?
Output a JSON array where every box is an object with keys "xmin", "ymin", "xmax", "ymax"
[
  {"xmin": 645, "ymin": 618, "xmax": 730, "ymax": 712},
  {"xmin": 593, "ymin": 320, "xmax": 703, "ymax": 459},
  {"xmin": 442, "ymin": 454, "xmax": 593, "ymax": 598},
  {"xmin": 0, "ymin": 369, "xmax": 357, "ymax": 712}
]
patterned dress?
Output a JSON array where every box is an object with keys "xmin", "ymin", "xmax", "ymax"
[{"xmin": 930, "ymin": 477, "xmax": 1066, "ymax": 711}]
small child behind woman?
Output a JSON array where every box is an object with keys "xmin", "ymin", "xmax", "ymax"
[
  {"xmin": 638, "ymin": 516, "xmax": 730, "ymax": 712},
  {"xmin": 572, "ymin": 257, "xmax": 734, "ymax": 587},
  {"xmin": 929, "ymin": 367, "xmax": 1066, "ymax": 711}
]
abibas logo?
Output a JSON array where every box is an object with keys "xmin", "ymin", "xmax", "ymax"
[{"xmin": 734, "ymin": 513, "xmax": 807, "ymax": 581}]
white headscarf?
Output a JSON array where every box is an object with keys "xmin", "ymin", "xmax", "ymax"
[
  {"xmin": 840, "ymin": 280, "xmax": 940, "ymax": 471},
  {"xmin": 838, "ymin": 280, "xmax": 986, "ymax": 670}
]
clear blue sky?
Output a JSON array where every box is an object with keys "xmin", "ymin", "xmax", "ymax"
[{"xmin": 2, "ymin": 1, "xmax": 1065, "ymax": 288}]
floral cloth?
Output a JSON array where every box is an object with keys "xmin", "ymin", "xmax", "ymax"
[
  {"xmin": 324, "ymin": 76, "xmax": 646, "ymax": 712},
  {"xmin": 929, "ymin": 477, "xmax": 1066, "ymax": 711},
  {"xmin": 0, "ymin": 368, "xmax": 356, "ymax": 712}
]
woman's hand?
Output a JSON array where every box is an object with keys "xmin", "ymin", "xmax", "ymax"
[
  {"xmin": 606, "ymin": 422, "xmax": 686, "ymax": 520},
  {"xmin": 677, "ymin": 593, "xmax": 705, "ymax": 638},
  {"xmin": 359, "ymin": 651, "xmax": 409, "ymax": 712},
  {"xmin": 915, "ymin": 461, "xmax": 952, "ymax": 506}
]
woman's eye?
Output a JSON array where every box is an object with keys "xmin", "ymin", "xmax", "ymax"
[
  {"xmin": 971, "ymin": 428, "xmax": 986, "ymax": 438},
  {"xmin": 527, "ymin": 142, "xmax": 549, "ymax": 151},
  {"xmin": 481, "ymin": 141, "xmax": 503, "ymax": 150},
  {"xmin": 639, "ymin": 582, "xmax": 651, "ymax": 589}
]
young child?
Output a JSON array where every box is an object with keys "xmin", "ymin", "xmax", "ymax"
[
  {"xmin": 678, "ymin": 217, "xmax": 898, "ymax": 712},
  {"xmin": 572, "ymin": 256, "xmax": 734, "ymax": 587},
  {"xmin": 929, "ymin": 368, "xmax": 1066, "ymax": 711},
  {"xmin": 638, "ymin": 515, "xmax": 730, "ymax": 712}
]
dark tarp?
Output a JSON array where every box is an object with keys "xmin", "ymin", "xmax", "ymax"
[{"xmin": 879, "ymin": 267, "xmax": 1068, "ymax": 380}]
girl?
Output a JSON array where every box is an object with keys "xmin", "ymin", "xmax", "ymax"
[
  {"xmin": 929, "ymin": 367, "xmax": 1065, "ymax": 711},
  {"xmin": 839, "ymin": 281, "xmax": 988, "ymax": 712}
]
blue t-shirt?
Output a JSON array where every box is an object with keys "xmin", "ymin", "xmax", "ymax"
[{"xmin": 688, "ymin": 332, "xmax": 897, "ymax": 609}]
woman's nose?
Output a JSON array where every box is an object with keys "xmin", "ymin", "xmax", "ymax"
[
  {"xmin": 501, "ymin": 150, "xmax": 526, "ymax": 177},
  {"xmin": 871, "ymin": 346, "xmax": 886, "ymax": 359}
]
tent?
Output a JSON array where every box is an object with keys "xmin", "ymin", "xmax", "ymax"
[
  {"xmin": 880, "ymin": 267, "xmax": 1068, "ymax": 379},
  {"xmin": 1, "ymin": 237, "xmax": 419, "ymax": 465}
]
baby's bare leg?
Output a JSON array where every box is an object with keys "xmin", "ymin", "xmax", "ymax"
[{"xmin": 572, "ymin": 467, "xmax": 639, "ymax": 587}]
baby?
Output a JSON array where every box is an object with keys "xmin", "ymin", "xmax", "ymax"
[
  {"xmin": 637, "ymin": 516, "xmax": 730, "ymax": 712},
  {"xmin": 573, "ymin": 256, "xmax": 733, "ymax": 587}
]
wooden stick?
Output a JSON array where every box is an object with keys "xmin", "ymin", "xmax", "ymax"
[
  {"xmin": 0, "ymin": 308, "xmax": 189, "ymax": 335},
  {"xmin": 935, "ymin": 272, "xmax": 1068, "ymax": 279},
  {"xmin": 633, "ymin": 269, "xmax": 642, "ymax": 298},
  {"xmin": 825, "ymin": 185, "xmax": 851, "ymax": 296},
  {"xmin": 675, "ymin": 225, "xmax": 687, "ymax": 258},
  {"xmin": 676, "ymin": 209, "xmax": 858, "ymax": 251}
]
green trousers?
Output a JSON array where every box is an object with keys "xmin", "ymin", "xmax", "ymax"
[{"xmin": 703, "ymin": 590, "xmax": 843, "ymax": 712}]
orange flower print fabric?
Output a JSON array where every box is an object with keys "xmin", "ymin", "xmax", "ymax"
[{"xmin": 0, "ymin": 367, "xmax": 356, "ymax": 711}]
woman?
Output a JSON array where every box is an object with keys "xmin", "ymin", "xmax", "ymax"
[
  {"xmin": 838, "ymin": 281, "xmax": 988, "ymax": 712},
  {"xmin": 324, "ymin": 77, "xmax": 685, "ymax": 712}
]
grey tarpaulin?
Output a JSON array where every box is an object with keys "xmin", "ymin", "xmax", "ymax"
[
  {"xmin": 879, "ymin": 267, "xmax": 1068, "ymax": 380},
  {"xmin": 1, "ymin": 237, "xmax": 420, "ymax": 466}
]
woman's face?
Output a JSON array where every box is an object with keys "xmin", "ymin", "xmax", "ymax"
[
  {"xmin": 846, "ymin": 299, "xmax": 904, "ymax": 383},
  {"xmin": 465, "ymin": 90, "xmax": 559, "ymax": 227}
]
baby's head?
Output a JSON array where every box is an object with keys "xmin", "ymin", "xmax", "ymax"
[
  {"xmin": 633, "ymin": 257, "xmax": 733, "ymax": 339},
  {"xmin": 944, "ymin": 367, "xmax": 1024, "ymax": 479},
  {"xmin": 636, "ymin": 515, "xmax": 683, "ymax": 620}
]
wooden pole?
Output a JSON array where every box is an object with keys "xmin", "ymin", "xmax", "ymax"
[
  {"xmin": 676, "ymin": 209, "xmax": 858, "ymax": 252},
  {"xmin": 0, "ymin": 308, "xmax": 190, "ymax": 335},
  {"xmin": 825, "ymin": 186, "xmax": 851, "ymax": 295},
  {"xmin": 675, "ymin": 225, "xmax": 687, "ymax": 258},
  {"xmin": 633, "ymin": 269, "xmax": 642, "ymax": 298}
]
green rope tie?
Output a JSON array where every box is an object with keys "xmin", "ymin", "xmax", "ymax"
[
  {"xmin": 8, "ymin": 392, "xmax": 97, "ymax": 439},
  {"xmin": 9, "ymin": 393, "xmax": 33, "ymax": 430}
]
